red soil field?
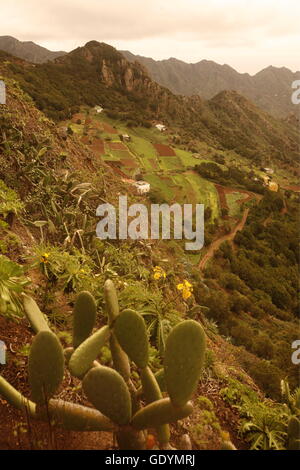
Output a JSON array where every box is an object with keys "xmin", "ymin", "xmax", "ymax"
[
  {"xmin": 81, "ymin": 135, "xmax": 90, "ymax": 144},
  {"xmin": 102, "ymin": 122, "xmax": 118, "ymax": 134},
  {"xmin": 153, "ymin": 143, "xmax": 176, "ymax": 156},
  {"xmin": 215, "ymin": 184, "xmax": 255, "ymax": 210},
  {"xmin": 72, "ymin": 113, "xmax": 85, "ymax": 123},
  {"xmin": 120, "ymin": 159, "xmax": 139, "ymax": 168},
  {"xmin": 90, "ymin": 139, "xmax": 105, "ymax": 155},
  {"xmin": 215, "ymin": 184, "xmax": 228, "ymax": 210},
  {"xmin": 109, "ymin": 142, "xmax": 127, "ymax": 151}
]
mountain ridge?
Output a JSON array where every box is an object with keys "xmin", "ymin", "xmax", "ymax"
[
  {"xmin": 0, "ymin": 41, "xmax": 298, "ymax": 165},
  {"xmin": 0, "ymin": 35, "xmax": 66, "ymax": 64},
  {"xmin": 121, "ymin": 51, "xmax": 300, "ymax": 118}
]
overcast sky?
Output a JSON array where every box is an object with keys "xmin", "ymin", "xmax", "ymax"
[{"xmin": 1, "ymin": 0, "xmax": 299, "ymax": 74}]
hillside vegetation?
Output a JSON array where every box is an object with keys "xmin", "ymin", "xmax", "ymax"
[{"xmin": 0, "ymin": 51, "xmax": 299, "ymax": 451}]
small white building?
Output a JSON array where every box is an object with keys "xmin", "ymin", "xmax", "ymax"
[
  {"xmin": 134, "ymin": 181, "xmax": 151, "ymax": 194},
  {"xmin": 155, "ymin": 124, "xmax": 167, "ymax": 132},
  {"xmin": 263, "ymin": 167, "xmax": 274, "ymax": 175},
  {"xmin": 94, "ymin": 105, "xmax": 104, "ymax": 114}
]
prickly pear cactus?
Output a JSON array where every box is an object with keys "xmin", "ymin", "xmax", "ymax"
[{"xmin": 0, "ymin": 280, "xmax": 207, "ymax": 450}]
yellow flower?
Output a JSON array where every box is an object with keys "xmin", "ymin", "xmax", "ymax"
[
  {"xmin": 153, "ymin": 266, "xmax": 166, "ymax": 280},
  {"xmin": 41, "ymin": 253, "xmax": 49, "ymax": 264},
  {"xmin": 177, "ymin": 280, "xmax": 193, "ymax": 300}
]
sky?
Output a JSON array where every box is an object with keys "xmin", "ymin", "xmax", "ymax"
[{"xmin": 1, "ymin": 0, "xmax": 299, "ymax": 74}]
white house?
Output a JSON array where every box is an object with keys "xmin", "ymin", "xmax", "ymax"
[
  {"xmin": 94, "ymin": 105, "xmax": 104, "ymax": 114},
  {"xmin": 155, "ymin": 124, "xmax": 167, "ymax": 132},
  {"xmin": 263, "ymin": 167, "xmax": 274, "ymax": 175},
  {"xmin": 134, "ymin": 181, "xmax": 151, "ymax": 194}
]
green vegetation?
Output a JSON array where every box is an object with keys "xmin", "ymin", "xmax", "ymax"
[
  {"xmin": 0, "ymin": 56, "xmax": 298, "ymax": 451},
  {"xmin": 0, "ymin": 255, "xmax": 30, "ymax": 318}
]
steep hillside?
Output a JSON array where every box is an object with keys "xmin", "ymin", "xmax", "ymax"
[
  {"xmin": 1, "ymin": 42, "xmax": 298, "ymax": 165},
  {"xmin": 122, "ymin": 51, "xmax": 300, "ymax": 118},
  {"xmin": 0, "ymin": 36, "xmax": 66, "ymax": 63},
  {"xmin": 0, "ymin": 74, "xmax": 299, "ymax": 451}
]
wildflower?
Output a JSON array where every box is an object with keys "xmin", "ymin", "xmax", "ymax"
[
  {"xmin": 41, "ymin": 253, "xmax": 49, "ymax": 264},
  {"xmin": 177, "ymin": 280, "xmax": 193, "ymax": 300},
  {"xmin": 153, "ymin": 266, "xmax": 166, "ymax": 280}
]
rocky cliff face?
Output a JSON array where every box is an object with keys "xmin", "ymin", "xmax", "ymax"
[{"xmin": 54, "ymin": 41, "xmax": 202, "ymax": 122}]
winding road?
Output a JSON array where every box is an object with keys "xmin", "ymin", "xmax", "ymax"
[{"xmin": 199, "ymin": 208, "xmax": 249, "ymax": 271}]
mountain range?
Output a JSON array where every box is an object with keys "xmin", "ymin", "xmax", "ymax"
[
  {"xmin": 0, "ymin": 36, "xmax": 66, "ymax": 64},
  {"xmin": 0, "ymin": 40, "xmax": 298, "ymax": 165},
  {"xmin": 0, "ymin": 36, "xmax": 298, "ymax": 119},
  {"xmin": 122, "ymin": 51, "xmax": 300, "ymax": 118}
]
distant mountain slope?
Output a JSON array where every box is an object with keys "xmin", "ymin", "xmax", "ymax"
[
  {"xmin": 121, "ymin": 51, "xmax": 300, "ymax": 118},
  {"xmin": 0, "ymin": 36, "xmax": 66, "ymax": 63},
  {"xmin": 0, "ymin": 41, "xmax": 298, "ymax": 164}
]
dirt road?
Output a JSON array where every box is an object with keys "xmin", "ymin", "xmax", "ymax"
[{"xmin": 199, "ymin": 208, "xmax": 249, "ymax": 271}]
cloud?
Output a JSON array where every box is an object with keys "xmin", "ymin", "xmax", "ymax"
[{"xmin": 0, "ymin": 0, "xmax": 299, "ymax": 73}]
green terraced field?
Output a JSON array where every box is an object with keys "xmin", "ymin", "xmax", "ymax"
[
  {"xmin": 158, "ymin": 156, "xmax": 183, "ymax": 171},
  {"xmin": 226, "ymin": 192, "xmax": 245, "ymax": 217},
  {"xmin": 68, "ymin": 109, "xmax": 221, "ymax": 224},
  {"xmin": 127, "ymin": 136, "xmax": 157, "ymax": 159}
]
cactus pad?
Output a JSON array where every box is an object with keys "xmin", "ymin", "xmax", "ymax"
[
  {"xmin": 132, "ymin": 398, "xmax": 193, "ymax": 429},
  {"xmin": 83, "ymin": 366, "xmax": 132, "ymax": 425},
  {"xmin": 110, "ymin": 333, "xmax": 131, "ymax": 382},
  {"xmin": 164, "ymin": 320, "xmax": 206, "ymax": 407},
  {"xmin": 73, "ymin": 291, "xmax": 97, "ymax": 349},
  {"xmin": 114, "ymin": 309, "xmax": 149, "ymax": 368},
  {"xmin": 0, "ymin": 376, "xmax": 36, "ymax": 416},
  {"xmin": 28, "ymin": 331, "xmax": 65, "ymax": 404},
  {"xmin": 22, "ymin": 294, "xmax": 51, "ymax": 333},
  {"xmin": 104, "ymin": 279, "xmax": 119, "ymax": 325},
  {"xmin": 69, "ymin": 325, "xmax": 110, "ymax": 378}
]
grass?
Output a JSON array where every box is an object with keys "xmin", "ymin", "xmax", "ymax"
[
  {"xmin": 159, "ymin": 156, "xmax": 183, "ymax": 171},
  {"xmin": 176, "ymin": 148, "xmax": 201, "ymax": 167},
  {"xmin": 127, "ymin": 136, "xmax": 157, "ymax": 160},
  {"xmin": 184, "ymin": 173, "xmax": 220, "ymax": 220},
  {"xmin": 226, "ymin": 193, "xmax": 245, "ymax": 217}
]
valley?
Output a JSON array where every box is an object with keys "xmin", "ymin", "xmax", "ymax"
[{"xmin": 0, "ymin": 39, "xmax": 299, "ymax": 452}]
